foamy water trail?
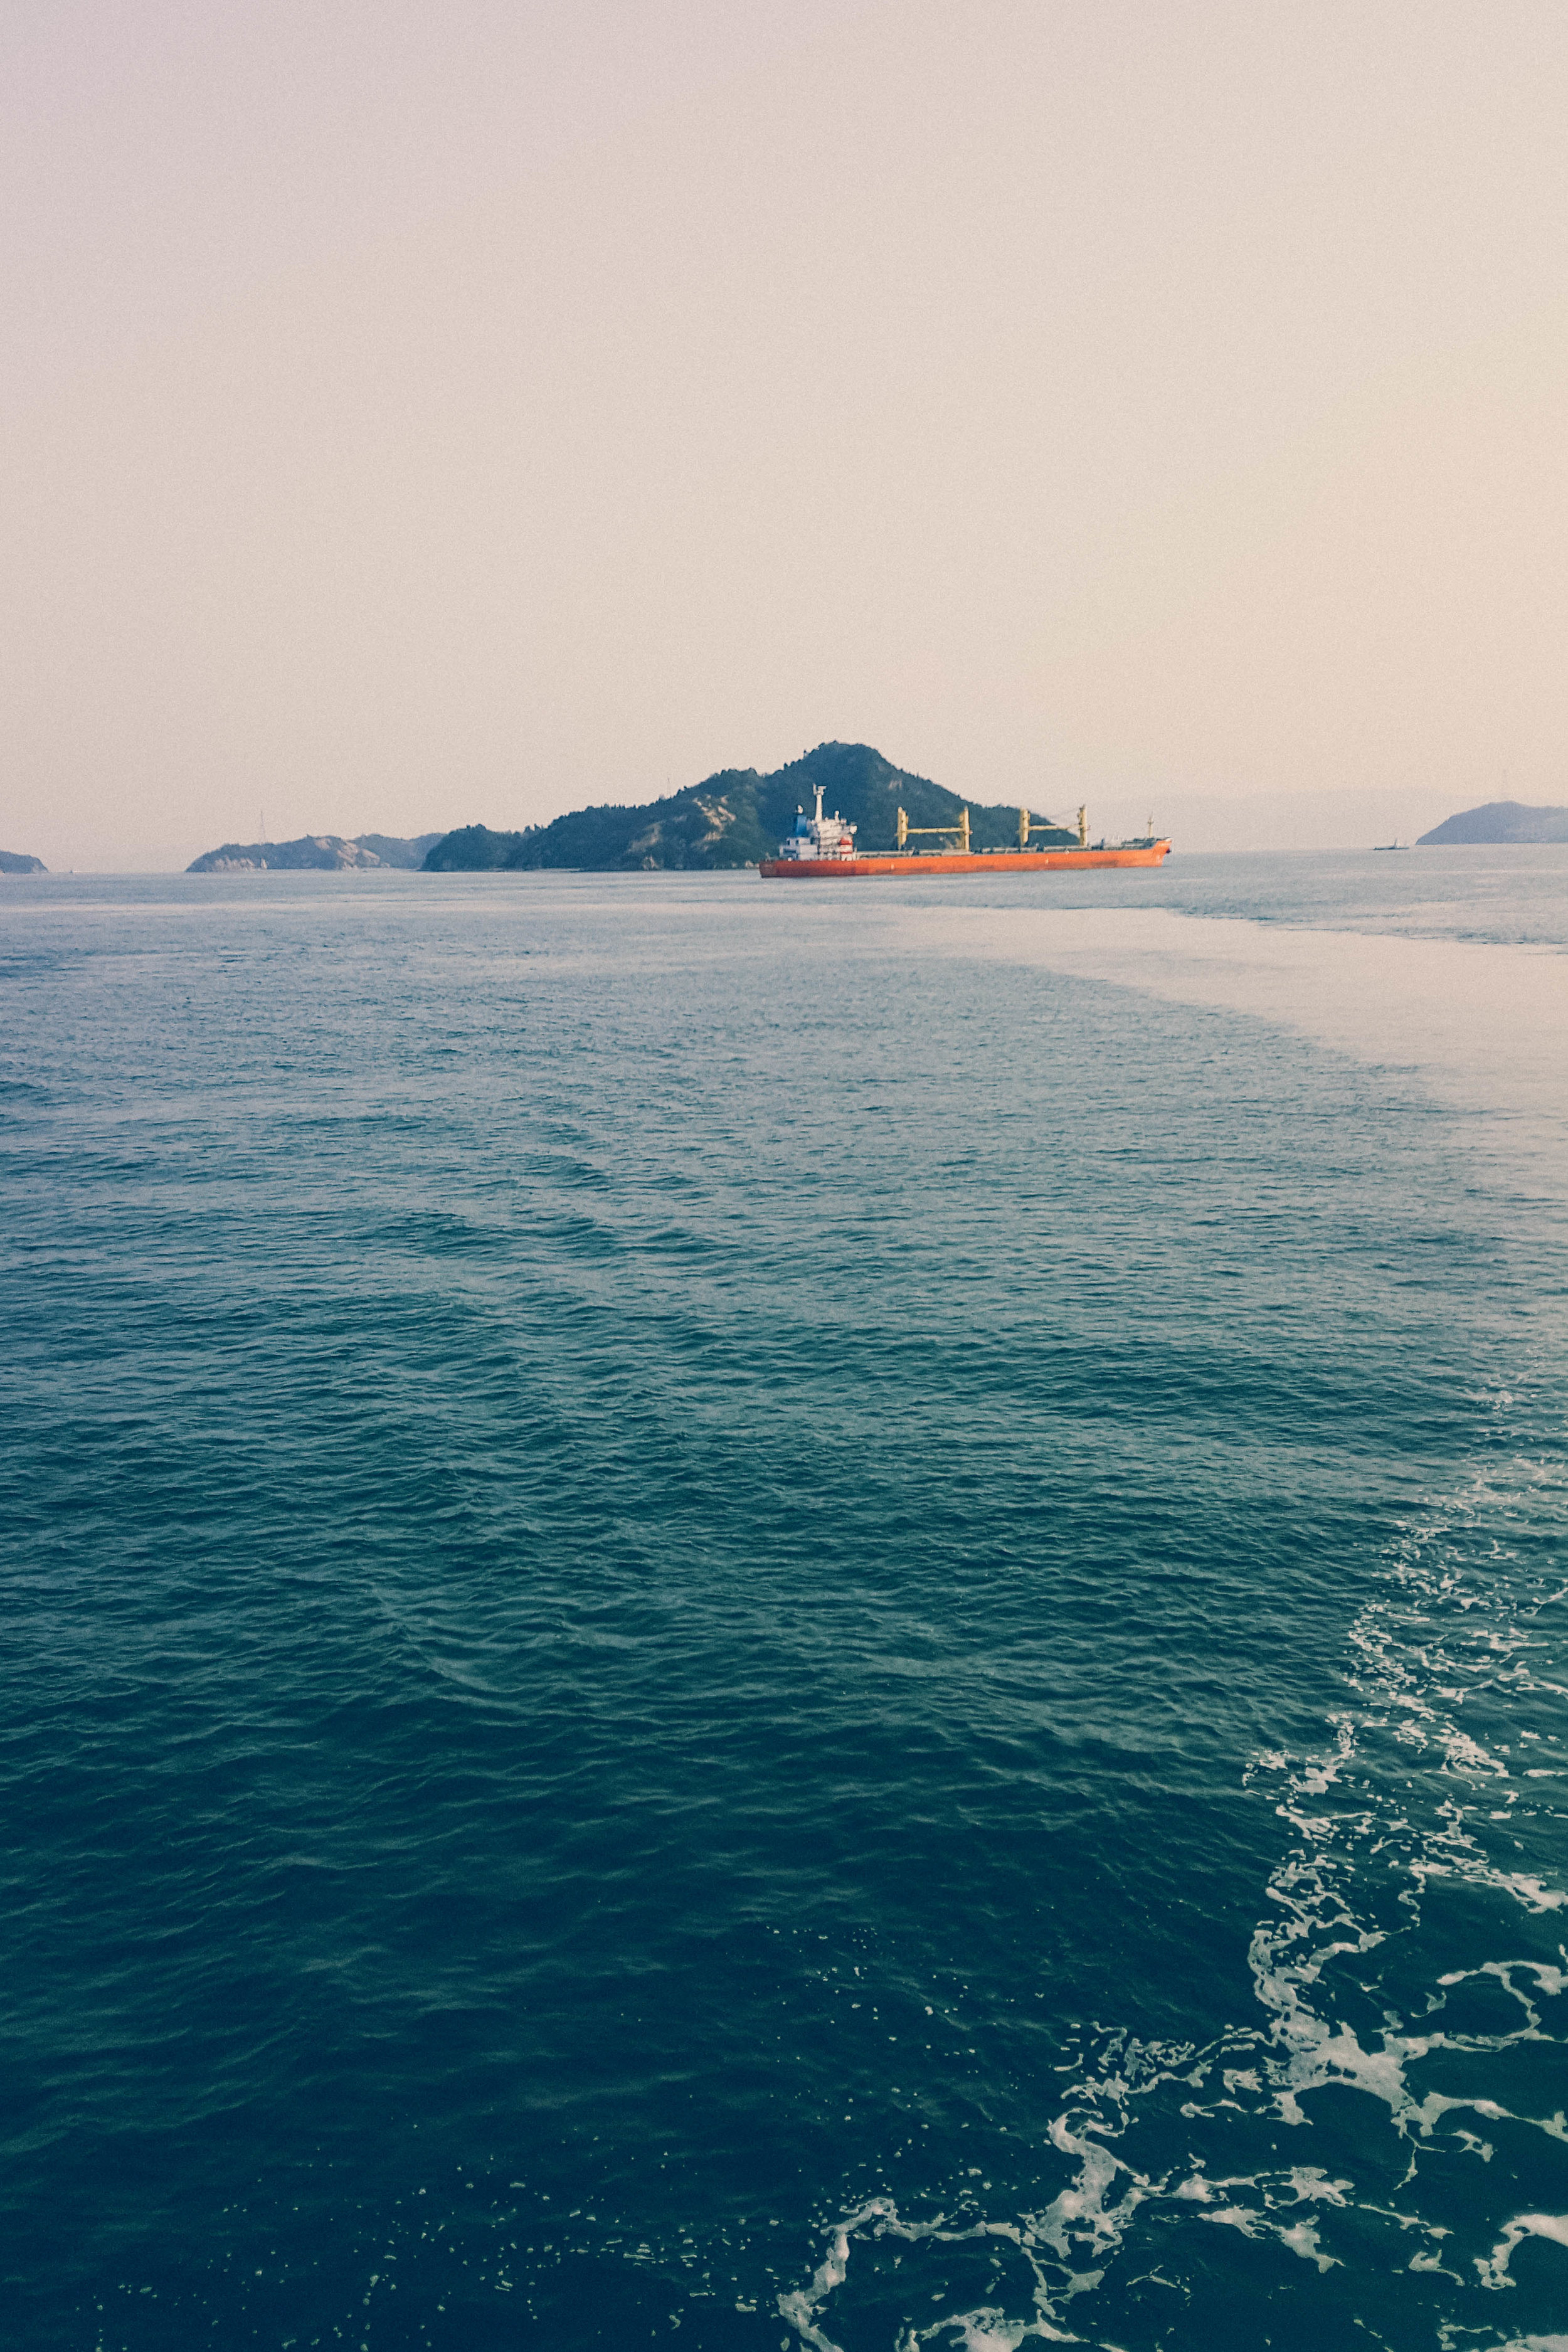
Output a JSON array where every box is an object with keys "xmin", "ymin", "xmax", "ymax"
[
  {"xmin": 776, "ymin": 906, "xmax": 1568, "ymax": 2346},
  {"xmin": 781, "ymin": 1438, "xmax": 1568, "ymax": 2347}
]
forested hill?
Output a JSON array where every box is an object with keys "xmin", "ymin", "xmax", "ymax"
[{"xmin": 422, "ymin": 744, "xmax": 1075, "ymax": 872}]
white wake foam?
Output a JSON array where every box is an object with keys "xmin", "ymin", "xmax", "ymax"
[{"xmin": 780, "ymin": 1458, "xmax": 1568, "ymax": 2346}]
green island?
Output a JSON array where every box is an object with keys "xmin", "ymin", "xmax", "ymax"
[{"xmin": 422, "ymin": 742, "xmax": 1076, "ymax": 872}]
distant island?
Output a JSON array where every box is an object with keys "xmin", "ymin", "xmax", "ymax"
[
  {"xmin": 422, "ymin": 743, "xmax": 1078, "ymax": 873},
  {"xmin": 1417, "ymin": 800, "xmax": 1568, "ymax": 845},
  {"xmin": 187, "ymin": 831, "xmax": 443, "ymax": 874},
  {"xmin": 1, "ymin": 849, "xmax": 46, "ymax": 874}
]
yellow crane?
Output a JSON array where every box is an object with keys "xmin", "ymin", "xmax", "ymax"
[
  {"xmin": 896, "ymin": 805, "xmax": 970, "ymax": 854},
  {"xmin": 1017, "ymin": 806, "xmax": 1089, "ymax": 849},
  {"xmin": 893, "ymin": 803, "xmax": 1094, "ymax": 854}
]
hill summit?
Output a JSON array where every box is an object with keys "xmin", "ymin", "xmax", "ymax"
[{"xmin": 423, "ymin": 744, "xmax": 1076, "ymax": 872}]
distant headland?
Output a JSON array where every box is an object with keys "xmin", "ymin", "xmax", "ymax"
[
  {"xmin": 421, "ymin": 743, "xmax": 1074, "ymax": 874},
  {"xmin": 1417, "ymin": 800, "xmax": 1568, "ymax": 845},
  {"xmin": 1, "ymin": 849, "xmax": 46, "ymax": 874},
  {"xmin": 187, "ymin": 832, "xmax": 443, "ymax": 874}
]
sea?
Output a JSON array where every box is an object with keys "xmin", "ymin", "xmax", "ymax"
[{"xmin": 4, "ymin": 849, "xmax": 1568, "ymax": 2352}]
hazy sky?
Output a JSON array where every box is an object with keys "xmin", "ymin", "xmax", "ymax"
[{"xmin": 5, "ymin": 0, "xmax": 1567, "ymax": 867}]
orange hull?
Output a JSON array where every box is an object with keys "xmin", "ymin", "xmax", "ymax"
[{"xmin": 759, "ymin": 843, "xmax": 1172, "ymax": 879}]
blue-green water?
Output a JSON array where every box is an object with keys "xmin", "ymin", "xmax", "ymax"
[{"xmin": 4, "ymin": 853, "xmax": 1567, "ymax": 2350}]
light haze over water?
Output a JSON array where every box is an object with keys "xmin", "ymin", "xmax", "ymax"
[{"xmin": 4, "ymin": 849, "xmax": 1568, "ymax": 2347}]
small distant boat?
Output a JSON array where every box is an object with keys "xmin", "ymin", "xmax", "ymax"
[{"xmin": 1373, "ymin": 840, "xmax": 1410, "ymax": 851}]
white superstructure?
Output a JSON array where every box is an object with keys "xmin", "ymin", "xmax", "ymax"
[{"xmin": 773, "ymin": 784, "xmax": 859, "ymax": 862}]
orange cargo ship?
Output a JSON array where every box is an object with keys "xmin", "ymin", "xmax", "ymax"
[{"xmin": 759, "ymin": 788, "xmax": 1170, "ymax": 878}]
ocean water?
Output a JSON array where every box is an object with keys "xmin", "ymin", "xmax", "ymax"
[{"xmin": 4, "ymin": 849, "xmax": 1567, "ymax": 2351}]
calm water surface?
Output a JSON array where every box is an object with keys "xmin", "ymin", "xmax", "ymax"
[{"xmin": 4, "ymin": 850, "xmax": 1567, "ymax": 2349}]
